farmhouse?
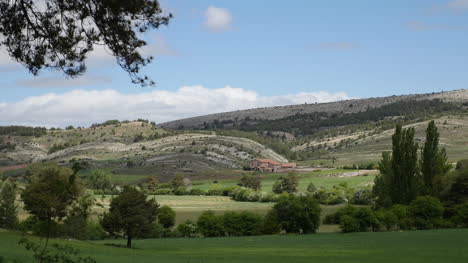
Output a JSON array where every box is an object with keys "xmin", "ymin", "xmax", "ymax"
[{"xmin": 250, "ymin": 158, "xmax": 296, "ymax": 172}]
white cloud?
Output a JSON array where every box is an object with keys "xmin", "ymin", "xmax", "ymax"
[
  {"xmin": 204, "ymin": 6, "xmax": 233, "ymax": 32},
  {"xmin": 0, "ymin": 86, "xmax": 351, "ymax": 127}
]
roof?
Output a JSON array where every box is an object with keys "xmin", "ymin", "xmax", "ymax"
[{"xmin": 281, "ymin": 163, "xmax": 296, "ymax": 168}]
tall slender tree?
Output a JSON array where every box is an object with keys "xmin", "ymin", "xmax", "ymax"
[
  {"xmin": 0, "ymin": 179, "xmax": 18, "ymax": 229},
  {"xmin": 373, "ymin": 124, "xmax": 419, "ymax": 206},
  {"xmin": 420, "ymin": 121, "xmax": 451, "ymax": 196}
]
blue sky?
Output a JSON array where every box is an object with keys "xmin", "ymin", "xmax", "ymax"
[{"xmin": 1, "ymin": 0, "xmax": 468, "ymax": 126}]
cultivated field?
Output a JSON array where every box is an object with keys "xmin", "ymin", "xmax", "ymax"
[{"xmin": 1, "ymin": 229, "xmax": 467, "ymax": 263}]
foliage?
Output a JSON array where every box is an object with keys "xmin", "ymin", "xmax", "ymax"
[
  {"xmin": 455, "ymin": 159, "xmax": 468, "ymax": 171},
  {"xmin": 83, "ymin": 170, "xmax": 112, "ymax": 191},
  {"xmin": 0, "ymin": 179, "xmax": 18, "ymax": 229},
  {"xmin": 222, "ymin": 211, "xmax": 263, "ymax": 236},
  {"xmin": 450, "ymin": 202, "xmax": 468, "ymax": 228},
  {"xmin": 0, "ymin": 0, "xmax": 172, "ymax": 86},
  {"xmin": 409, "ymin": 196, "xmax": 444, "ymax": 230},
  {"xmin": 158, "ymin": 205, "xmax": 176, "ymax": 229},
  {"xmin": 215, "ymin": 99, "xmax": 461, "ymax": 136},
  {"xmin": 238, "ymin": 174, "xmax": 262, "ymax": 191},
  {"xmin": 272, "ymin": 194, "xmax": 321, "ymax": 234},
  {"xmin": 177, "ymin": 220, "xmax": 198, "ymax": 238},
  {"xmin": 0, "ymin": 126, "xmax": 46, "ymax": 137},
  {"xmin": 101, "ymin": 186, "xmax": 159, "ymax": 248},
  {"xmin": 62, "ymin": 192, "xmax": 98, "ymax": 240},
  {"xmin": 373, "ymin": 124, "xmax": 419, "ymax": 207},
  {"xmin": 21, "ymin": 163, "xmax": 82, "ymax": 243},
  {"xmin": 196, "ymin": 211, "xmax": 225, "ymax": 237},
  {"xmin": 306, "ymin": 182, "xmax": 317, "ymax": 193},
  {"xmin": 420, "ymin": 121, "xmax": 451, "ymax": 196},
  {"xmin": 272, "ymin": 172, "xmax": 299, "ymax": 194},
  {"xmin": 19, "ymin": 237, "xmax": 96, "ymax": 263}
]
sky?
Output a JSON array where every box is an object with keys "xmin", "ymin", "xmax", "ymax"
[{"xmin": 1, "ymin": 0, "xmax": 468, "ymax": 127}]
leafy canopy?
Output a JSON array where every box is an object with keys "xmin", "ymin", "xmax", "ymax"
[{"xmin": 0, "ymin": 0, "xmax": 172, "ymax": 86}]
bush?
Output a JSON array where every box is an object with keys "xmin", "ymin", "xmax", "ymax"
[
  {"xmin": 340, "ymin": 215, "xmax": 360, "ymax": 233},
  {"xmin": 323, "ymin": 205, "xmax": 356, "ymax": 225},
  {"xmin": 261, "ymin": 210, "xmax": 281, "ymax": 235},
  {"xmin": 306, "ymin": 183, "xmax": 317, "ymax": 193},
  {"xmin": 451, "ymin": 202, "xmax": 468, "ymax": 228},
  {"xmin": 189, "ymin": 188, "xmax": 206, "ymax": 195},
  {"xmin": 196, "ymin": 211, "xmax": 225, "ymax": 237},
  {"xmin": 350, "ymin": 188, "xmax": 374, "ymax": 205},
  {"xmin": 409, "ymin": 196, "xmax": 444, "ymax": 230},
  {"xmin": 222, "ymin": 211, "xmax": 263, "ymax": 236},
  {"xmin": 238, "ymin": 174, "xmax": 261, "ymax": 191},
  {"xmin": 390, "ymin": 204, "xmax": 412, "ymax": 230},
  {"xmin": 158, "ymin": 205, "xmax": 176, "ymax": 229},
  {"xmin": 353, "ymin": 207, "xmax": 380, "ymax": 232},
  {"xmin": 173, "ymin": 186, "xmax": 188, "ymax": 195},
  {"xmin": 177, "ymin": 220, "xmax": 198, "ymax": 238},
  {"xmin": 273, "ymin": 194, "xmax": 321, "ymax": 234}
]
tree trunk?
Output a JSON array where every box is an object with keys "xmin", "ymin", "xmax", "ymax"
[{"xmin": 127, "ymin": 236, "xmax": 132, "ymax": 248}]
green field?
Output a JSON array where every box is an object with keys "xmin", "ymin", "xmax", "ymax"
[
  {"xmin": 1, "ymin": 229, "xmax": 467, "ymax": 263},
  {"xmin": 191, "ymin": 169, "xmax": 375, "ymax": 193},
  {"xmin": 95, "ymin": 195, "xmax": 344, "ymax": 231}
]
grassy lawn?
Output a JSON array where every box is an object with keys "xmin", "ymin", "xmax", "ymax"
[
  {"xmin": 191, "ymin": 169, "xmax": 375, "ymax": 193},
  {"xmin": 1, "ymin": 229, "xmax": 467, "ymax": 263}
]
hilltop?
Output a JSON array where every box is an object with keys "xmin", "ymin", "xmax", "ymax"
[{"xmin": 159, "ymin": 89, "xmax": 468, "ymax": 130}]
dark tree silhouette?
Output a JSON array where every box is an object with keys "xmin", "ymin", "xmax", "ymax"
[{"xmin": 0, "ymin": 0, "xmax": 172, "ymax": 86}]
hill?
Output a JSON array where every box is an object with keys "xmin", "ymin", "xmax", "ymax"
[
  {"xmin": 0, "ymin": 121, "xmax": 287, "ymax": 180},
  {"xmin": 159, "ymin": 89, "xmax": 468, "ymax": 130}
]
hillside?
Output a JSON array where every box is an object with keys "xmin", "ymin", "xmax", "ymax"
[
  {"xmin": 159, "ymin": 89, "xmax": 468, "ymax": 130},
  {"xmin": 0, "ymin": 121, "xmax": 287, "ymax": 178}
]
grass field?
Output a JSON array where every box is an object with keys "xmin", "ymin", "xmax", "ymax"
[
  {"xmin": 191, "ymin": 169, "xmax": 375, "ymax": 193},
  {"xmin": 95, "ymin": 195, "xmax": 344, "ymax": 231},
  {"xmin": 0, "ymin": 229, "xmax": 467, "ymax": 263}
]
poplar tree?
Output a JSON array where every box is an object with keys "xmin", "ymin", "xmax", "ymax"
[
  {"xmin": 0, "ymin": 179, "xmax": 18, "ymax": 229},
  {"xmin": 420, "ymin": 121, "xmax": 451, "ymax": 196},
  {"xmin": 373, "ymin": 124, "xmax": 419, "ymax": 206}
]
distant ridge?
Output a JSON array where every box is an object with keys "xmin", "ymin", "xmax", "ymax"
[{"xmin": 159, "ymin": 89, "xmax": 468, "ymax": 130}]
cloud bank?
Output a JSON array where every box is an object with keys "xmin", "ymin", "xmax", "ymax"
[{"xmin": 0, "ymin": 86, "xmax": 351, "ymax": 127}]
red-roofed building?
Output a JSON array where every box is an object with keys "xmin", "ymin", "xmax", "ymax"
[{"xmin": 250, "ymin": 159, "xmax": 296, "ymax": 172}]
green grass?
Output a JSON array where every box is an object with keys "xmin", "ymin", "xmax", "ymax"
[
  {"xmin": 1, "ymin": 229, "xmax": 467, "ymax": 263},
  {"xmin": 191, "ymin": 169, "xmax": 375, "ymax": 193}
]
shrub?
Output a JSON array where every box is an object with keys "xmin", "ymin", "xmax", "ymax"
[
  {"xmin": 451, "ymin": 202, "xmax": 468, "ymax": 228},
  {"xmin": 353, "ymin": 207, "xmax": 380, "ymax": 232},
  {"xmin": 409, "ymin": 196, "xmax": 444, "ymax": 230},
  {"xmin": 261, "ymin": 210, "xmax": 281, "ymax": 235},
  {"xmin": 273, "ymin": 194, "xmax": 321, "ymax": 234},
  {"xmin": 177, "ymin": 220, "xmax": 198, "ymax": 238},
  {"xmin": 306, "ymin": 182, "xmax": 317, "ymax": 193},
  {"xmin": 350, "ymin": 188, "xmax": 374, "ymax": 205},
  {"xmin": 158, "ymin": 205, "xmax": 176, "ymax": 229},
  {"xmin": 222, "ymin": 211, "xmax": 263, "ymax": 236},
  {"xmin": 173, "ymin": 186, "xmax": 188, "ymax": 196},
  {"xmin": 238, "ymin": 174, "xmax": 261, "ymax": 191},
  {"xmin": 390, "ymin": 204, "xmax": 412, "ymax": 230},
  {"xmin": 340, "ymin": 215, "xmax": 360, "ymax": 233},
  {"xmin": 196, "ymin": 211, "xmax": 224, "ymax": 237},
  {"xmin": 272, "ymin": 172, "xmax": 299, "ymax": 194},
  {"xmin": 189, "ymin": 188, "xmax": 206, "ymax": 195}
]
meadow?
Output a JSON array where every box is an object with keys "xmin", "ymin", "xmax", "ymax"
[
  {"xmin": 1, "ymin": 229, "xmax": 467, "ymax": 263},
  {"xmin": 190, "ymin": 169, "xmax": 376, "ymax": 193}
]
